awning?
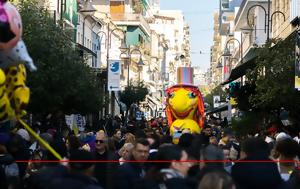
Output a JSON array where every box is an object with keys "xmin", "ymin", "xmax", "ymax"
[
  {"xmin": 146, "ymin": 96, "xmax": 159, "ymax": 111},
  {"xmin": 146, "ymin": 83, "xmax": 156, "ymax": 93},
  {"xmin": 221, "ymin": 47, "xmax": 257, "ymax": 85},
  {"xmin": 205, "ymin": 104, "xmax": 228, "ymax": 115},
  {"xmin": 147, "ymin": 96, "xmax": 161, "ymax": 106},
  {"xmin": 76, "ymin": 43, "xmax": 97, "ymax": 57}
]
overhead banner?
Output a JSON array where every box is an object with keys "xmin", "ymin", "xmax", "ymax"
[
  {"xmin": 65, "ymin": 114, "xmax": 86, "ymax": 134},
  {"xmin": 295, "ymin": 31, "xmax": 300, "ymax": 90},
  {"xmin": 108, "ymin": 60, "xmax": 121, "ymax": 91}
]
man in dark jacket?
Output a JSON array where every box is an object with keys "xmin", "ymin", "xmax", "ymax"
[
  {"xmin": 48, "ymin": 149, "xmax": 103, "ymax": 189},
  {"xmin": 115, "ymin": 138, "xmax": 150, "ymax": 189},
  {"xmin": 24, "ymin": 140, "xmax": 68, "ymax": 189},
  {"xmin": 134, "ymin": 144, "xmax": 194, "ymax": 189},
  {"xmin": 93, "ymin": 131, "xmax": 119, "ymax": 189},
  {"xmin": 231, "ymin": 138, "xmax": 284, "ymax": 189}
]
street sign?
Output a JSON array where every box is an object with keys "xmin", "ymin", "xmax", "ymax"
[
  {"xmin": 136, "ymin": 111, "xmax": 142, "ymax": 121},
  {"xmin": 108, "ymin": 60, "xmax": 121, "ymax": 91},
  {"xmin": 213, "ymin": 96, "xmax": 220, "ymax": 108}
]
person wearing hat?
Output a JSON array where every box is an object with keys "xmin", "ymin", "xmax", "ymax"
[
  {"xmin": 47, "ymin": 149, "xmax": 103, "ymax": 189},
  {"xmin": 16, "ymin": 129, "xmax": 30, "ymax": 142}
]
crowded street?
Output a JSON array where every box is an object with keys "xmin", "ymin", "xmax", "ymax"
[{"xmin": 1, "ymin": 0, "xmax": 300, "ymax": 189}]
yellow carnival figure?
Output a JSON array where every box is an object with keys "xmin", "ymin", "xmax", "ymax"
[
  {"xmin": 165, "ymin": 67, "xmax": 205, "ymax": 143},
  {"xmin": 0, "ymin": 0, "xmax": 35, "ymax": 122},
  {"xmin": 0, "ymin": 0, "xmax": 62, "ymax": 160}
]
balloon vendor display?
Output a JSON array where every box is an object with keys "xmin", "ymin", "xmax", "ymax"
[
  {"xmin": 0, "ymin": 0, "xmax": 62, "ymax": 160},
  {"xmin": 165, "ymin": 67, "xmax": 205, "ymax": 144}
]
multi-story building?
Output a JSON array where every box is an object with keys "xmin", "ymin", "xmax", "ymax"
[
  {"xmin": 150, "ymin": 10, "xmax": 191, "ymax": 87},
  {"xmin": 213, "ymin": 0, "xmax": 299, "ymax": 86},
  {"xmin": 92, "ymin": 0, "xmax": 150, "ymax": 79},
  {"xmin": 40, "ymin": 0, "xmax": 102, "ymax": 67},
  {"xmin": 221, "ymin": 0, "xmax": 297, "ymax": 86},
  {"xmin": 272, "ymin": 0, "xmax": 300, "ymax": 39},
  {"xmin": 183, "ymin": 23, "xmax": 191, "ymax": 67},
  {"xmin": 194, "ymin": 67, "xmax": 207, "ymax": 86},
  {"xmin": 38, "ymin": 0, "xmax": 192, "ymax": 118},
  {"xmin": 90, "ymin": 0, "xmax": 167, "ymax": 117},
  {"xmin": 211, "ymin": 11, "xmax": 222, "ymax": 87}
]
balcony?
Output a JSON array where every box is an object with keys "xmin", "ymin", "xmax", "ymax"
[
  {"xmin": 214, "ymin": 34, "xmax": 221, "ymax": 42},
  {"xmin": 111, "ymin": 13, "xmax": 151, "ymax": 36},
  {"xmin": 219, "ymin": 11, "xmax": 235, "ymax": 35},
  {"xmin": 234, "ymin": 0, "xmax": 269, "ymax": 31}
]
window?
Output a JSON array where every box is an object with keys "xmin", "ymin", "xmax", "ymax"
[
  {"xmin": 138, "ymin": 34, "xmax": 144, "ymax": 46},
  {"xmin": 221, "ymin": 0, "xmax": 229, "ymax": 9},
  {"xmin": 63, "ymin": 0, "xmax": 66, "ymax": 12}
]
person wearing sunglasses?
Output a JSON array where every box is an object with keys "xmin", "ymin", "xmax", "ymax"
[{"xmin": 93, "ymin": 131, "xmax": 119, "ymax": 189}]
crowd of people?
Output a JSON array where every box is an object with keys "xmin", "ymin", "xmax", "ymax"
[{"xmin": 1, "ymin": 116, "xmax": 300, "ymax": 189}]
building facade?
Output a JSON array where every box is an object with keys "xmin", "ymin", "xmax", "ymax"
[{"xmin": 38, "ymin": 0, "xmax": 191, "ymax": 118}]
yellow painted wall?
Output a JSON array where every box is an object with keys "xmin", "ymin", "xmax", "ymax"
[{"xmin": 110, "ymin": 1, "xmax": 125, "ymax": 20}]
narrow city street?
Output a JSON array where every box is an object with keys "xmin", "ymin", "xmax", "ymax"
[{"xmin": 0, "ymin": 0, "xmax": 300, "ymax": 189}]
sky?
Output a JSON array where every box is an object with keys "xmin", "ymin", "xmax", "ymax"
[{"xmin": 160, "ymin": 0, "xmax": 219, "ymax": 72}]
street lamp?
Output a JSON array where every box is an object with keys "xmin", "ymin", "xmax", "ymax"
[
  {"xmin": 126, "ymin": 48, "xmax": 144, "ymax": 86},
  {"xmin": 96, "ymin": 30, "xmax": 107, "ymax": 48},
  {"xmin": 96, "ymin": 26, "xmax": 126, "ymax": 80},
  {"xmin": 222, "ymin": 38, "xmax": 242, "ymax": 64},
  {"xmin": 246, "ymin": 0, "xmax": 286, "ymax": 41},
  {"xmin": 96, "ymin": 25, "xmax": 126, "ymax": 116},
  {"xmin": 80, "ymin": 0, "xmax": 97, "ymax": 45},
  {"xmin": 216, "ymin": 56, "xmax": 223, "ymax": 69}
]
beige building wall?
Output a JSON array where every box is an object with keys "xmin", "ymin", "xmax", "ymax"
[
  {"xmin": 210, "ymin": 11, "xmax": 222, "ymax": 88},
  {"xmin": 272, "ymin": 0, "xmax": 296, "ymax": 39}
]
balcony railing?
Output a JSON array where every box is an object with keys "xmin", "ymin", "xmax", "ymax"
[{"xmin": 111, "ymin": 13, "xmax": 151, "ymax": 35}]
